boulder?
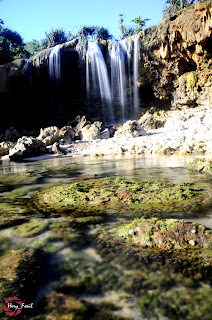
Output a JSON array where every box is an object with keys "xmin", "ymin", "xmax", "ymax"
[
  {"xmin": 0, "ymin": 141, "xmax": 14, "ymax": 156},
  {"xmin": 9, "ymin": 136, "xmax": 48, "ymax": 161},
  {"xmin": 80, "ymin": 123, "xmax": 101, "ymax": 141},
  {"xmin": 59, "ymin": 125, "xmax": 75, "ymax": 143},
  {"xmin": 100, "ymin": 128, "xmax": 110, "ymax": 139},
  {"xmin": 51, "ymin": 142, "xmax": 64, "ymax": 155},
  {"xmin": 114, "ymin": 120, "xmax": 146, "ymax": 138},
  {"xmin": 37, "ymin": 126, "xmax": 60, "ymax": 146},
  {"xmin": 68, "ymin": 115, "xmax": 91, "ymax": 138},
  {"xmin": 138, "ymin": 112, "xmax": 158, "ymax": 130}
]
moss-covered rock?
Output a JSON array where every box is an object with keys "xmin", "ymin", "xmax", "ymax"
[
  {"xmin": 0, "ymin": 173, "xmax": 36, "ymax": 193},
  {"xmin": 188, "ymin": 158, "xmax": 212, "ymax": 174},
  {"xmin": 111, "ymin": 218, "xmax": 212, "ymax": 250},
  {"xmin": 32, "ymin": 177, "xmax": 209, "ymax": 217},
  {"xmin": 14, "ymin": 219, "xmax": 49, "ymax": 237},
  {"xmin": 96, "ymin": 218, "xmax": 212, "ymax": 282},
  {"xmin": 0, "ymin": 248, "xmax": 47, "ymax": 316}
]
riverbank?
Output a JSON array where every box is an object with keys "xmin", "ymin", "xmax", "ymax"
[{"xmin": 1, "ymin": 105, "xmax": 212, "ymax": 162}]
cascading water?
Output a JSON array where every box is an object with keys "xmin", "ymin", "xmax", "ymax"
[
  {"xmin": 133, "ymin": 36, "xmax": 139, "ymax": 117},
  {"xmin": 25, "ymin": 59, "xmax": 32, "ymax": 85},
  {"xmin": 120, "ymin": 39, "xmax": 133, "ymax": 114},
  {"xmin": 111, "ymin": 42, "xmax": 127, "ymax": 121},
  {"xmin": 86, "ymin": 42, "xmax": 114, "ymax": 124},
  {"xmin": 85, "ymin": 37, "xmax": 140, "ymax": 124},
  {"xmin": 49, "ymin": 45, "xmax": 61, "ymax": 81}
]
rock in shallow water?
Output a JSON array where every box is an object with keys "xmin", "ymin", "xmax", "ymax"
[{"xmin": 8, "ymin": 136, "xmax": 47, "ymax": 161}]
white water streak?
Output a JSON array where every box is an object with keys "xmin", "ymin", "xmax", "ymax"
[{"xmin": 49, "ymin": 45, "xmax": 61, "ymax": 80}]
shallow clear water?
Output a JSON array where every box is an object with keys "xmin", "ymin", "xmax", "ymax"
[{"xmin": 0, "ymin": 154, "xmax": 211, "ymax": 319}]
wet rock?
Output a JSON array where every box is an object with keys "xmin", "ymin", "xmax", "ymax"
[
  {"xmin": 37, "ymin": 126, "xmax": 60, "ymax": 146},
  {"xmin": 14, "ymin": 220, "xmax": 49, "ymax": 237},
  {"xmin": 114, "ymin": 121, "xmax": 146, "ymax": 138},
  {"xmin": 31, "ymin": 177, "xmax": 208, "ymax": 216},
  {"xmin": 112, "ymin": 218, "xmax": 212, "ymax": 250},
  {"xmin": 188, "ymin": 158, "xmax": 212, "ymax": 174},
  {"xmin": 8, "ymin": 136, "xmax": 48, "ymax": 161},
  {"xmin": 0, "ymin": 247, "xmax": 47, "ymax": 311}
]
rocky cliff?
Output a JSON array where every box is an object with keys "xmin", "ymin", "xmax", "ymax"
[
  {"xmin": 138, "ymin": 0, "xmax": 212, "ymax": 109},
  {"xmin": 0, "ymin": 0, "xmax": 211, "ymax": 131}
]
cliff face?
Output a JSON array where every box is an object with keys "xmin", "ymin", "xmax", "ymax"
[
  {"xmin": 0, "ymin": 40, "xmax": 84, "ymax": 131},
  {"xmin": 0, "ymin": 1, "xmax": 211, "ymax": 131},
  {"xmin": 138, "ymin": 0, "xmax": 212, "ymax": 109}
]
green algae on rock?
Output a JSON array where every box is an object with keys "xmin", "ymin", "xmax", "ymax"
[
  {"xmin": 188, "ymin": 158, "xmax": 212, "ymax": 174},
  {"xmin": 32, "ymin": 177, "xmax": 208, "ymax": 217},
  {"xmin": 0, "ymin": 173, "xmax": 36, "ymax": 193},
  {"xmin": 14, "ymin": 219, "xmax": 49, "ymax": 237},
  {"xmin": 0, "ymin": 248, "xmax": 47, "ymax": 316},
  {"xmin": 95, "ymin": 218, "xmax": 212, "ymax": 283},
  {"xmin": 110, "ymin": 218, "xmax": 212, "ymax": 250}
]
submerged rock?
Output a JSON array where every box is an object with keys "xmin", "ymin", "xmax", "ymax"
[
  {"xmin": 112, "ymin": 218, "xmax": 212, "ymax": 250},
  {"xmin": 188, "ymin": 158, "xmax": 212, "ymax": 174},
  {"xmin": 31, "ymin": 177, "xmax": 209, "ymax": 216},
  {"xmin": 8, "ymin": 136, "xmax": 48, "ymax": 160}
]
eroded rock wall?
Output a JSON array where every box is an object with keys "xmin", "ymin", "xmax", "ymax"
[{"xmin": 138, "ymin": 0, "xmax": 212, "ymax": 109}]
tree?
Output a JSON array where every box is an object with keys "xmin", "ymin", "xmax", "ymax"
[
  {"xmin": 76, "ymin": 26, "xmax": 96, "ymax": 40},
  {"xmin": 0, "ymin": 25, "xmax": 26, "ymax": 64},
  {"xmin": 45, "ymin": 28, "xmax": 68, "ymax": 48},
  {"xmin": 95, "ymin": 27, "xmax": 113, "ymax": 41},
  {"xmin": 76, "ymin": 26, "xmax": 112, "ymax": 41},
  {"xmin": 132, "ymin": 16, "xmax": 150, "ymax": 33},
  {"xmin": 164, "ymin": 0, "xmax": 198, "ymax": 16},
  {"xmin": 118, "ymin": 14, "xmax": 136, "ymax": 39},
  {"xmin": 25, "ymin": 39, "xmax": 42, "ymax": 56}
]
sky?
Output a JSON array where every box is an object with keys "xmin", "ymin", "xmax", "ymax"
[{"xmin": 0, "ymin": 0, "xmax": 166, "ymax": 43}]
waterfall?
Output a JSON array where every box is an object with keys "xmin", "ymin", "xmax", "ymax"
[
  {"xmin": 85, "ymin": 37, "xmax": 140, "ymax": 124},
  {"xmin": 133, "ymin": 36, "xmax": 139, "ymax": 117},
  {"xmin": 49, "ymin": 45, "xmax": 61, "ymax": 80},
  {"xmin": 120, "ymin": 39, "xmax": 133, "ymax": 117},
  {"xmin": 86, "ymin": 42, "xmax": 114, "ymax": 124},
  {"xmin": 111, "ymin": 42, "xmax": 127, "ymax": 121},
  {"xmin": 25, "ymin": 59, "xmax": 32, "ymax": 85}
]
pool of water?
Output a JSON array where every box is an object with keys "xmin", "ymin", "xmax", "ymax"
[{"xmin": 0, "ymin": 154, "xmax": 211, "ymax": 319}]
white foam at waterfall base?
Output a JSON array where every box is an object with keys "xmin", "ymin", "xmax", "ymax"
[
  {"xmin": 49, "ymin": 44, "xmax": 61, "ymax": 80},
  {"xmin": 86, "ymin": 42, "xmax": 114, "ymax": 124}
]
